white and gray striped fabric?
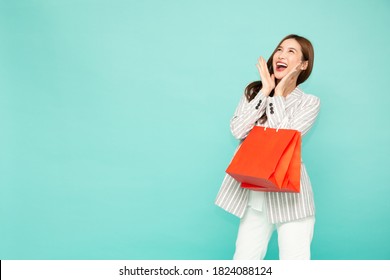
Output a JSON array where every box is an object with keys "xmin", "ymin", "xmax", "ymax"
[{"xmin": 215, "ymin": 86, "xmax": 320, "ymax": 224}]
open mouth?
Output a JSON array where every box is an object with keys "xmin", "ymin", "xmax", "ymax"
[{"xmin": 275, "ymin": 62, "xmax": 288, "ymax": 71}]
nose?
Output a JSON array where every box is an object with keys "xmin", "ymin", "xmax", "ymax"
[{"xmin": 278, "ymin": 52, "xmax": 286, "ymax": 60}]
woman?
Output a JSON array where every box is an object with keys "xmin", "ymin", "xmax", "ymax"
[{"xmin": 215, "ymin": 34, "xmax": 320, "ymax": 260}]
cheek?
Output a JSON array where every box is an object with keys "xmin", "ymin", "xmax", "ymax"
[
  {"xmin": 290, "ymin": 54, "xmax": 303, "ymax": 64},
  {"xmin": 272, "ymin": 53, "xmax": 278, "ymax": 63}
]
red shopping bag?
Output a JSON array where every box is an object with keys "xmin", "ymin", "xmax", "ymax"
[{"xmin": 226, "ymin": 126, "xmax": 301, "ymax": 192}]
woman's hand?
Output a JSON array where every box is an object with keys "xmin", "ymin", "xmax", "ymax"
[
  {"xmin": 256, "ymin": 56, "xmax": 275, "ymax": 96},
  {"xmin": 274, "ymin": 62, "xmax": 302, "ymax": 97}
]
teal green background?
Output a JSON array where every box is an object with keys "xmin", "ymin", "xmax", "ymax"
[{"xmin": 1, "ymin": 0, "xmax": 389, "ymax": 260}]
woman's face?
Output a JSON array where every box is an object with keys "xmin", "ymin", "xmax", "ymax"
[{"xmin": 272, "ymin": 38, "xmax": 307, "ymax": 80}]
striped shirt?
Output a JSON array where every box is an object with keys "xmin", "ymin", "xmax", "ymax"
[{"xmin": 215, "ymin": 86, "xmax": 320, "ymax": 224}]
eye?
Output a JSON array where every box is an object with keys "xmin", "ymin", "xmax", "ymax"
[{"xmin": 289, "ymin": 50, "xmax": 295, "ymax": 53}]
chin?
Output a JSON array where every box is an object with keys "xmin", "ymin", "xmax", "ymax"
[{"xmin": 274, "ymin": 73, "xmax": 286, "ymax": 80}]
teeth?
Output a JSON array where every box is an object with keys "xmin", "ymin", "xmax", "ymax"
[{"xmin": 277, "ymin": 62, "xmax": 288, "ymax": 67}]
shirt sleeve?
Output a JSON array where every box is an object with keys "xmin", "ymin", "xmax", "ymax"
[
  {"xmin": 230, "ymin": 91, "xmax": 268, "ymax": 140},
  {"xmin": 266, "ymin": 94, "xmax": 320, "ymax": 137}
]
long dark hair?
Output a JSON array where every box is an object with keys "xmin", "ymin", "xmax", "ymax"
[{"xmin": 245, "ymin": 34, "xmax": 314, "ymax": 102}]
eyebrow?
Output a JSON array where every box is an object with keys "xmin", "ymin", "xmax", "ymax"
[{"xmin": 278, "ymin": 46, "xmax": 298, "ymax": 51}]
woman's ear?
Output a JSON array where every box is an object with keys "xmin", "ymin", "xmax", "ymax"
[{"xmin": 301, "ymin": 61, "xmax": 308, "ymax": 70}]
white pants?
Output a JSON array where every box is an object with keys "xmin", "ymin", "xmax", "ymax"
[{"xmin": 233, "ymin": 207, "xmax": 315, "ymax": 260}]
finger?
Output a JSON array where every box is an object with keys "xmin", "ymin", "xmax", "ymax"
[
  {"xmin": 256, "ymin": 63, "xmax": 261, "ymax": 73},
  {"xmin": 294, "ymin": 62, "xmax": 304, "ymax": 72},
  {"xmin": 257, "ymin": 58, "xmax": 267, "ymax": 75},
  {"xmin": 256, "ymin": 59, "xmax": 263, "ymax": 71},
  {"xmin": 260, "ymin": 57, "xmax": 268, "ymax": 69},
  {"xmin": 293, "ymin": 64, "xmax": 303, "ymax": 76},
  {"xmin": 258, "ymin": 57, "xmax": 263, "ymax": 66},
  {"xmin": 285, "ymin": 63, "xmax": 302, "ymax": 78},
  {"xmin": 256, "ymin": 63, "xmax": 265, "ymax": 81},
  {"xmin": 261, "ymin": 58, "xmax": 271, "ymax": 76},
  {"xmin": 257, "ymin": 59, "xmax": 264, "ymax": 73}
]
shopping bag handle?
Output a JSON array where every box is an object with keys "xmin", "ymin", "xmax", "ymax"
[{"xmin": 263, "ymin": 115, "xmax": 289, "ymax": 132}]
